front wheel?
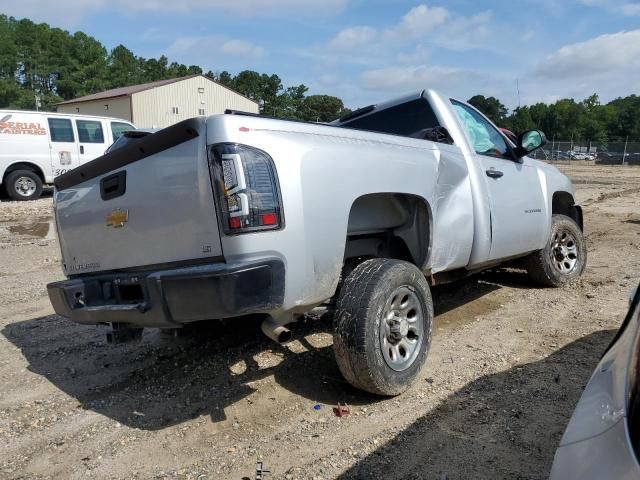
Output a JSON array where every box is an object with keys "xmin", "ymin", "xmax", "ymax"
[
  {"xmin": 526, "ymin": 214, "xmax": 586, "ymax": 287},
  {"xmin": 333, "ymin": 258, "xmax": 433, "ymax": 396},
  {"xmin": 5, "ymin": 169, "xmax": 43, "ymax": 201}
]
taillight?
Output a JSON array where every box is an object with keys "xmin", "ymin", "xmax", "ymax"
[{"xmin": 209, "ymin": 144, "xmax": 283, "ymax": 235}]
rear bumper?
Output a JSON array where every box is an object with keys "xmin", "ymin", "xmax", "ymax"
[{"xmin": 47, "ymin": 259, "xmax": 285, "ymax": 328}]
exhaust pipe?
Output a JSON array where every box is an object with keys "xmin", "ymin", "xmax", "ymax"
[{"xmin": 261, "ymin": 316, "xmax": 292, "ymax": 344}]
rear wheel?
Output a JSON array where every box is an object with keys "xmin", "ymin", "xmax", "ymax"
[
  {"xmin": 333, "ymin": 258, "xmax": 433, "ymax": 396},
  {"xmin": 5, "ymin": 169, "xmax": 43, "ymax": 201},
  {"xmin": 526, "ymin": 214, "xmax": 586, "ymax": 287}
]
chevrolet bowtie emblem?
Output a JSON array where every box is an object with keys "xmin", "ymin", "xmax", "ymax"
[{"xmin": 106, "ymin": 209, "xmax": 129, "ymax": 228}]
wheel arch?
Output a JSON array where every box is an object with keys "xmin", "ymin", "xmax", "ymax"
[
  {"xmin": 2, "ymin": 162, "xmax": 46, "ymax": 184},
  {"xmin": 552, "ymin": 191, "xmax": 583, "ymax": 230},
  {"xmin": 344, "ymin": 192, "xmax": 433, "ymax": 269}
]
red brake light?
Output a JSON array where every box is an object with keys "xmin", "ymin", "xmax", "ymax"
[
  {"xmin": 209, "ymin": 144, "xmax": 283, "ymax": 235},
  {"xmin": 261, "ymin": 213, "xmax": 277, "ymax": 225}
]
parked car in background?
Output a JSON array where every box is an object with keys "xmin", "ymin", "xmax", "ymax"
[
  {"xmin": 550, "ymin": 283, "xmax": 640, "ymax": 479},
  {"xmin": 570, "ymin": 152, "xmax": 588, "ymax": 160},
  {"xmin": 0, "ymin": 110, "xmax": 135, "ymax": 200}
]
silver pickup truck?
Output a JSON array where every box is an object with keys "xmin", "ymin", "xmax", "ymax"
[{"xmin": 47, "ymin": 89, "xmax": 586, "ymax": 396}]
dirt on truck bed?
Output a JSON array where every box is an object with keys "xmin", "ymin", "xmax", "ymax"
[{"xmin": 1, "ymin": 165, "xmax": 640, "ymax": 480}]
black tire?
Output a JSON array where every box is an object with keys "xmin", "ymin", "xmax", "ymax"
[
  {"xmin": 333, "ymin": 258, "xmax": 433, "ymax": 396},
  {"xmin": 5, "ymin": 169, "xmax": 43, "ymax": 201},
  {"xmin": 526, "ymin": 214, "xmax": 586, "ymax": 287}
]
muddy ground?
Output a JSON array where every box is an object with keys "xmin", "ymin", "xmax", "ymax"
[{"xmin": 1, "ymin": 164, "xmax": 639, "ymax": 480}]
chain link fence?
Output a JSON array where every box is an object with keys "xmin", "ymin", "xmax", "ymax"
[{"xmin": 528, "ymin": 139, "xmax": 640, "ymax": 165}]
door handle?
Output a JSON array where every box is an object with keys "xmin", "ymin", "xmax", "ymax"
[
  {"xmin": 486, "ymin": 169, "xmax": 503, "ymax": 179},
  {"xmin": 80, "ymin": 145, "xmax": 85, "ymax": 154}
]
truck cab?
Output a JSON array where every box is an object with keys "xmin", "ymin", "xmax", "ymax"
[{"xmin": 333, "ymin": 90, "xmax": 581, "ymax": 272}]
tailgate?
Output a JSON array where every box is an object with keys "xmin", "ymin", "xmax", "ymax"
[{"xmin": 54, "ymin": 118, "xmax": 223, "ymax": 275}]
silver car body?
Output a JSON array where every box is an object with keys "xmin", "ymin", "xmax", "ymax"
[
  {"xmin": 550, "ymin": 286, "xmax": 640, "ymax": 479},
  {"xmin": 48, "ymin": 89, "xmax": 578, "ymax": 327}
]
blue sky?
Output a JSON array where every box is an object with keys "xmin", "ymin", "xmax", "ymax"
[{"xmin": 2, "ymin": 0, "xmax": 639, "ymax": 110}]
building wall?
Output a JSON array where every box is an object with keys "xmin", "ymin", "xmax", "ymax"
[
  {"xmin": 56, "ymin": 97, "xmax": 132, "ymax": 122},
  {"xmin": 131, "ymin": 76, "xmax": 259, "ymax": 128}
]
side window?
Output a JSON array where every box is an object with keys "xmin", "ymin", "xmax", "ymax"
[
  {"xmin": 451, "ymin": 100, "xmax": 509, "ymax": 159},
  {"xmin": 47, "ymin": 118, "xmax": 74, "ymax": 142},
  {"xmin": 341, "ymin": 98, "xmax": 440, "ymax": 138},
  {"xmin": 76, "ymin": 120, "xmax": 105, "ymax": 144},
  {"xmin": 110, "ymin": 121, "xmax": 133, "ymax": 142}
]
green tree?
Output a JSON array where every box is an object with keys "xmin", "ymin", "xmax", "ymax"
[
  {"xmin": 468, "ymin": 95, "xmax": 508, "ymax": 125},
  {"xmin": 607, "ymin": 95, "xmax": 640, "ymax": 141},
  {"xmin": 107, "ymin": 45, "xmax": 141, "ymax": 88},
  {"xmin": 507, "ymin": 106, "xmax": 535, "ymax": 133},
  {"xmin": 300, "ymin": 94, "xmax": 350, "ymax": 122}
]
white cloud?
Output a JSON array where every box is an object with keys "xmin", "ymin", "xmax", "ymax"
[
  {"xmin": 313, "ymin": 3, "xmax": 494, "ymax": 69},
  {"xmin": 521, "ymin": 30, "xmax": 535, "ymax": 42},
  {"xmin": 436, "ymin": 11, "xmax": 492, "ymax": 51},
  {"xmin": 536, "ymin": 30, "xmax": 640, "ymax": 77},
  {"xmin": 122, "ymin": 0, "xmax": 350, "ymax": 14},
  {"xmin": 621, "ymin": 3, "xmax": 640, "ymax": 15},
  {"xmin": 305, "ymin": 4, "xmax": 501, "ymax": 108},
  {"xmin": 220, "ymin": 40, "xmax": 265, "ymax": 57},
  {"xmin": 318, "ymin": 74, "xmax": 339, "ymax": 86},
  {"xmin": 361, "ymin": 65, "xmax": 485, "ymax": 92},
  {"xmin": 327, "ymin": 26, "xmax": 377, "ymax": 51},
  {"xmin": 167, "ymin": 36, "xmax": 266, "ymax": 61},
  {"xmin": 397, "ymin": 44, "xmax": 430, "ymax": 65},
  {"xmin": 502, "ymin": 30, "xmax": 640, "ymax": 109},
  {"xmin": 1, "ymin": 0, "xmax": 349, "ymax": 27},
  {"xmin": 384, "ymin": 4, "xmax": 449, "ymax": 40},
  {"xmin": 579, "ymin": 0, "xmax": 640, "ymax": 16},
  {"xmin": 0, "ymin": 0, "xmax": 105, "ymax": 27}
]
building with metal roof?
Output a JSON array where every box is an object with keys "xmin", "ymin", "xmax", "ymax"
[{"xmin": 56, "ymin": 74, "xmax": 260, "ymax": 128}]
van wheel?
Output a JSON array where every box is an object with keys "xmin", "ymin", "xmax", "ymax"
[
  {"xmin": 525, "ymin": 214, "xmax": 586, "ymax": 287},
  {"xmin": 5, "ymin": 170, "xmax": 43, "ymax": 201},
  {"xmin": 333, "ymin": 258, "xmax": 433, "ymax": 396}
]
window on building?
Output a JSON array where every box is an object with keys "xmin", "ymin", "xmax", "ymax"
[
  {"xmin": 172, "ymin": 107, "xmax": 179, "ymax": 114},
  {"xmin": 47, "ymin": 118, "xmax": 74, "ymax": 142},
  {"xmin": 111, "ymin": 121, "xmax": 134, "ymax": 142},
  {"xmin": 76, "ymin": 120, "xmax": 105, "ymax": 144},
  {"xmin": 198, "ymin": 108, "xmax": 205, "ymax": 116}
]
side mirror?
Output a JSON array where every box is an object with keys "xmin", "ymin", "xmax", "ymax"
[{"xmin": 515, "ymin": 130, "xmax": 547, "ymax": 158}]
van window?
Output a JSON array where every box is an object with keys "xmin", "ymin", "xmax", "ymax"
[
  {"xmin": 48, "ymin": 118, "xmax": 74, "ymax": 142},
  {"xmin": 111, "ymin": 122, "xmax": 133, "ymax": 142},
  {"xmin": 339, "ymin": 98, "xmax": 440, "ymax": 138},
  {"xmin": 76, "ymin": 120, "xmax": 105, "ymax": 143}
]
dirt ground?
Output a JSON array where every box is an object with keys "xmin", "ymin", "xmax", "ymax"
[{"xmin": 1, "ymin": 164, "xmax": 639, "ymax": 480}]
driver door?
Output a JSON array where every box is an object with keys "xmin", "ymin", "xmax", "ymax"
[{"xmin": 451, "ymin": 100, "xmax": 546, "ymax": 261}]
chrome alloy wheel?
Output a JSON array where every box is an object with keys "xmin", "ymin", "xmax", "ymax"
[
  {"xmin": 550, "ymin": 229, "xmax": 579, "ymax": 274},
  {"xmin": 379, "ymin": 286, "xmax": 424, "ymax": 371},
  {"xmin": 14, "ymin": 176, "xmax": 37, "ymax": 197}
]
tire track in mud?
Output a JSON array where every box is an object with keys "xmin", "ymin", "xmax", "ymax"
[{"xmin": 582, "ymin": 186, "xmax": 640, "ymax": 207}]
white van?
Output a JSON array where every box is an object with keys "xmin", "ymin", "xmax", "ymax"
[{"xmin": 0, "ymin": 110, "xmax": 135, "ymax": 200}]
